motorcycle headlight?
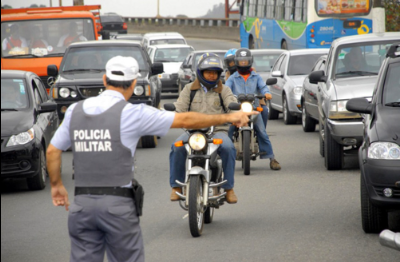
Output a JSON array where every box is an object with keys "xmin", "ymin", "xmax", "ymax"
[
  {"xmin": 368, "ymin": 142, "xmax": 400, "ymax": 160},
  {"xmin": 7, "ymin": 128, "xmax": 35, "ymax": 147},
  {"xmin": 134, "ymin": 85, "xmax": 145, "ymax": 96},
  {"xmin": 188, "ymin": 133, "xmax": 207, "ymax": 151},
  {"xmin": 293, "ymin": 86, "xmax": 302, "ymax": 96},
  {"xmin": 59, "ymin": 87, "xmax": 71, "ymax": 98},
  {"xmin": 241, "ymin": 102, "xmax": 253, "ymax": 113},
  {"xmin": 329, "ymin": 100, "xmax": 361, "ymax": 119}
]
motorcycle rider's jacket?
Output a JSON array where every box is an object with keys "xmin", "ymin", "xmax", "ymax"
[
  {"xmin": 174, "ymin": 78, "xmax": 237, "ymax": 130},
  {"xmin": 225, "ymin": 71, "xmax": 271, "ymax": 107}
]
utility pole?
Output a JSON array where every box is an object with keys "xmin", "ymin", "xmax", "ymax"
[
  {"xmin": 156, "ymin": 0, "xmax": 161, "ymax": 18},
  {"xmin": 74, "ymin": 0, "xmax": 84, "ymax": 5},
  {"xmin": 59, "ymin": 0, "xmax": 62, "ymax": 7}
]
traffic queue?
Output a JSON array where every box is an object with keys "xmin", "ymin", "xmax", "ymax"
[{"xmin": 1, "ymin": 5, "xmax": 399, "ymax": 261}]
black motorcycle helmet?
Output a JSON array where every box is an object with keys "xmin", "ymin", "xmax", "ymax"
[
  {"xmin": 224, "ymin": 48, "xmax": 237, "ymax": 74},
  {"xmin": 196, "ymin": 53, "xmax": 224, "ymax": 89},
  {"xmin": 235, "ymin": 48, "xmax": 253, "ymax": 74}
]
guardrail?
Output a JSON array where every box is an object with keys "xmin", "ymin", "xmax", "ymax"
[{"xmin": 123, "ymin": 17, "xmax": 241, "ymax": 41}]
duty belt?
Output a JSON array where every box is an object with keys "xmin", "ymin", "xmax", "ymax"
[{"xmin": 75, "ymin": 187, "xmax": 134, "ymax": 198}]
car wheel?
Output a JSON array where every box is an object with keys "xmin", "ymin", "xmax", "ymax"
[
  {"xmin": 361, "ymin": 176, "xmax": 388, "ymax": 233},
  {"xmin": 302, "ymin": 106, "xmax": 317, "ymax": 132},
  {"xmin": 141, "ymin": 136, "xmax": 158, "ymax": 148},
  {"xmin": 283, "ymin": 96, "xmax": 297, "ymax": 125},
  {"xmin": 267, "ymin": 100, "xmax": 279, "ymax": 120},
  {"xmin": 324, "ymin": 122, "xmax": 343, "ymax": 170},
  {"xmin": 319, "ymin": 120, "xmax": 324, "ymax": 157},
  {"xmin": 27, "ymin": 147, "xmax": 46, "ymax": 190}
]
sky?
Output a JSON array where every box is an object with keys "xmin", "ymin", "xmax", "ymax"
[{"xmin": 1, "ymin": 0, "xmax": 227, "ymax": 18}]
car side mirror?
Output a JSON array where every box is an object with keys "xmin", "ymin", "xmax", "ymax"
[
  {"xmin": 271, "ymin": 71, "xmax": 283, "ymax": 78},
  {"xmin": 266, "ymin": 78, "xmax": 277, "ymax": 85},
  {"xmin": 164, "ymin": 103, "xmax": 176, "ymax": 112},
  {"xmin": 39, "ymin": 101, "xmax": 57, "ymax": 114},
  {"xmin": 346, "ymin": 98, "xmax": 373, "ymax": 114},
  {"xmin": 309, "ymin": 70, "xmax": 327, "ymax": 84},
  {"xmin": 47, "ymin": 65, "xmax": 58, "ymax": 77},
  {"xmin": 228, "ymin": 102, "xmax": 241, "ymax": 111},
  {"xmin": 151, "ymin": 62, "xmax": 164, "ymax": 75}
]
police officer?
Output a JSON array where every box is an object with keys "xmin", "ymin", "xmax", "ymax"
[{"xmin": 46, "ymin": 56, "xmax": 257, "ymax": 262}]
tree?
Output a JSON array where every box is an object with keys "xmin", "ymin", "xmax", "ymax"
[
  {"xmin": 381, "ymin": 0, "xmax": 400, "ymax": 32},
  {"xmin": 30, "ymin": 4, "xmax": 39, "ymax": 8},
  {"xmin": 2, "ymin": 4, "xmax": 12, "ymax": 9}
]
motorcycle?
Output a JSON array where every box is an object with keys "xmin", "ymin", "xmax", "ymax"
[
  {"xmin": 165, "ymin": 103, "xmax": 228, "ymax": 237},
  {"xmin": 228, "ymin": 78, "xmax": 277, "ymax": 176},
  {"xmin": 379, "ymin": 230, "xmax": 400, "ymax": 251}
]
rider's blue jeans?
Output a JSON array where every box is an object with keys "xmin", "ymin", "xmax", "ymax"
[
  {"xmin": 261, "ymin": 104, "xmax": 268, "ymax": 128},
  {"xmin": 169, "ymin": 132, "xmax": 236, "ymax": 190},
  {"xmin": 228, "ymin": 113, "xmax": 274, "ymax": 160}
]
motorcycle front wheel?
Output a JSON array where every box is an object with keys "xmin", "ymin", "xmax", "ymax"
[
  {"xmin": 242, "ymin": 130, "xmax": 251, "ymax": 175},
  {"xmin": 188, "ymin": 176, "xmax": 204, "ymax": 237}
]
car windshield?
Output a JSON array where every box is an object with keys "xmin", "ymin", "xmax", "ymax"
[
  {"xmin": 1, "ymin": 19, "xmax": 96, "ymax": 58},
  {"xmin": 150, "ymin": 39, "xmax": 185, "ymax": 45},
  {"xmin": 192, "ymin": 52, "xmax": 226, "ymax": 69},
  {"xmin": 1, "ymin": 78, "xmax": 29, "ymax": 110},
  {"xmin": 334, "ymin": 41, "xmax": 397, "ymax": 79},
  {"xmin": 155, "ymin": 47, "xmax": 194, "ymax": 63},
  {"xmin": 61, "ymin": 46, "xmax": 149, "ymax": 72},
  {"xmin": 383, "ymin": 62, "xmax": 400, "ymax": 105},
  {"xmin": 288, "ymin": 54, "xmax": 325, "ymax": 75},
  {"xmin": 253, "ymin": 53, "xmax": 281, "ymax": 72}
]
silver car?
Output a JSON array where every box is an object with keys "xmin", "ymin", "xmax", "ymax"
[
  {"xmin": 251, "ymin": 49, "xmax": 284, "ymax": 81},
  {"xmin": 309, "ymin": 32, "xmax": 400, "ymax": 170},
  {"xmin": 268, "ymin": 49, "xmax": 329, "ymax": 124}
]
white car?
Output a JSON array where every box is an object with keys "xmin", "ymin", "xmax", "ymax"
[
  {"xmin": 147, "ymin": 44, "xmax": 195, "ymax": 94},
  {"xmin": 141, "ymin": 32, "xmax": 187, "ymax": 51}
]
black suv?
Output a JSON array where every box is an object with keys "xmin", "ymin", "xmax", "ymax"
[
  {"xmin": 47, "ymin": 40, "xmax": 163, "ymax": 148},
  {"xmin": 346, "ymin": 43, "xmax": 400, "ymax": 233}
]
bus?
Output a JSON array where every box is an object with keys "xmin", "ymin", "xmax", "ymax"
[{"xmin": 239, "ymin": 0, "xmax": 373, "ymax": 50}]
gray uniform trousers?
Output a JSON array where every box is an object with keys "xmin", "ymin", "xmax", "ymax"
[{"xmin": 68, "ymin": 195, "xmax": 144, "ymax": 262}]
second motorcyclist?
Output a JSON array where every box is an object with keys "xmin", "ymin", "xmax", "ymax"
[
  {"xmin": 225, "ymin": 48, "xmax": 281, "ymax": 171},
  {"xmin": 169, "ymin": 53, "xmax": 239, "ymax": 203}
]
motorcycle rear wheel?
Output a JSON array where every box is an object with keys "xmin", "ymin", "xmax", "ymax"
[
  {"xmin": 188, "ymin": 176, "xmax": 204, "ymax": 237},
  {"xmin": 242, "ymin": 130, "xmax": 251, "ymax": 175}
]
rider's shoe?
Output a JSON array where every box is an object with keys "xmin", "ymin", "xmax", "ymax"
[
  {"xmin": 170, "ymin": 187, "xmax": 182, "ymax": 201},
  {"xmin": 270, "ymin": 159, "xmax": 281, "ymax": 170},
  {"xmin": 225, "ymin": 189, "xmax": 238, "ymax": 204}
]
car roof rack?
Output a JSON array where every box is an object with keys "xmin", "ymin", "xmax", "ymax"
[{"xmin": 386, "ymin": 43, "xmax": 400, "ymax": 58}]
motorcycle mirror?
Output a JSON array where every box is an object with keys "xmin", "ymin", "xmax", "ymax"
[
  {"xmin": 228, "ymin": 102, "xmax": 241, "ymax": 111},
  {"xmin": 266, "ymin": 78, "xmax": 277, "ymax": 85},
  {"xmin": 164, "ymin": 103, "xmax": 176, "ymax": 111}
]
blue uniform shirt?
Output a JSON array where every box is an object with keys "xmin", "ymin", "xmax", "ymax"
[
  {"xmin": 51, "ymin": 90, "xmax": 175, "ymax": 169},
  {"xmin": 224, "ymin": 71, "xmax": 271, "ymax": 106}
]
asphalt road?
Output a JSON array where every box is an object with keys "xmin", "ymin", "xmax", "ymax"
[{"xmin": 2, "ymin": 38, "xmax": 399, "ymax": 262}]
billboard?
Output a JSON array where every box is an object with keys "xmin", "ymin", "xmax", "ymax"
[{"xmin": 316, "ymin": 0, "xmax": 371, "ymax": 16}]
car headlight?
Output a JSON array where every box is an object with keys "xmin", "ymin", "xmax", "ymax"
[
  {"xmin": 6, "ymin": 128, "xmax": 35, "ymax": 147},
  {"xmin": 241, "ymin": 102, "xmax": 253, "ymax": 113},
  {"xmin": 188, "ymin": 133, "xmax": 207, "ymax": 151},
  {"xmin": 368, "ymin": 142, "xmax": 400, "ymax": 160},
  {"xmin": 293, "ymin": 86, "xmax": 302, "ymax": 96},
  {"xmin": 329, "ymin": 100, "xmax": 361, "ymax": 119},
  {"xmin": 59, "ymin": 87, "xmax": 71, "ymax": 98},
  {"xmin": 134, "ymin": 85, "xmax": 145, "ymax": 96}
]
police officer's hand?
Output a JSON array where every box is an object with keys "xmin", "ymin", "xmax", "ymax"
[
  {"xmin": 229, "ymin": 111, "xmax": 259, "ymax": 127},
  {"xmin": 265, "ymin": 93, "xmax": 272, "ymax": 100},
  {"xmin": 51, "ymin": 184, "xmax": 70, "ymax": 211}
]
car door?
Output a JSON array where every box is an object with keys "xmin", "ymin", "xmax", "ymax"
[
  {"xmin": 273, "ymin": 54, "xmax": 288, "ymax": 112},
  {"xmin": 31, "ymin": 77, "xmax": 51, "ymax": 147},
  {"xmin": 305, "ymin": 57, "xmax": 325, "ymax": 120},
  {"xmin": 270, "ymin": 54, "xmax": 284, "ymax": 110}
]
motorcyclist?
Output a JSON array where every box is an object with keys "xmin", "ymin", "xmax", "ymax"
[
  {"xmin": 225, "ymin": 48, "xmax": 281, "ymax": 171},
  {"xmin": 170, "ymin": 53, "xmax": 239, "ymax": 203},
  {"xmin": 224, "ymin": 48, "xmax": 270, "ymax": 128},
  {"xmin": 224, "ymin": 48, "xmax": 237, "ymax": 81}
]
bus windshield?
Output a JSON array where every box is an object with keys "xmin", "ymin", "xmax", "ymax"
[{"xmin": 1, "ymin": 18, "xmax": 96, "ymax": 58}]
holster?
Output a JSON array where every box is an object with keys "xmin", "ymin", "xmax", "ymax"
[{"xmin": 131, "ymin": 179, "xmax": 144, "ymax": 216}]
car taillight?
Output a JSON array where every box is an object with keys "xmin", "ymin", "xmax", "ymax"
[{"xmin": 123, "ymin": 22, "xmax": 128, "ymax": 30}]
